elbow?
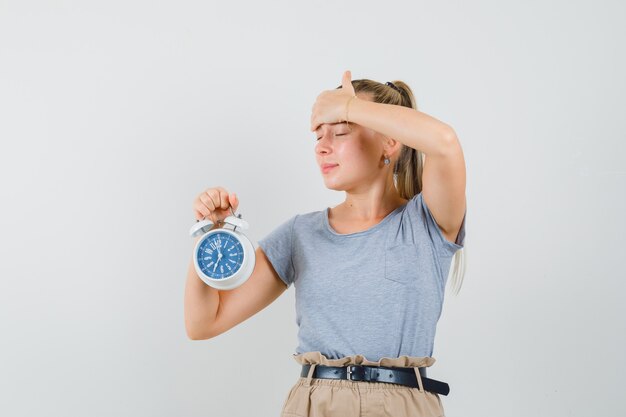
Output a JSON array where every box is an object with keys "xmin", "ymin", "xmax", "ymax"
[
  {"xmin": 187, "ymin": 330, "xmax": 211, "ymax": 341},
  {"xmin": 186, "ymin": 328, "xmax": 200, "ymax": 340},
  {"xmin": 185, "ymin": 323, "xmax": 212, "ymax": 341},
  {"xmin": 185, "ymin": 326, "xmax": 200, "ymax": 340},
  {"xmin": 438, "ymin": 128, "xmax": 462, "ymax": 157}
]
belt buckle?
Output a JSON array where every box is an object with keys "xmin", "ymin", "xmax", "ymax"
[{"xmin": 346, "ymin": 365, "xmax": 364, "ymax": 381}]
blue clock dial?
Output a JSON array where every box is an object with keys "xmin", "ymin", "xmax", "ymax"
[{"xmin": 196, "ymin": 231, "xmax": 245, "ymax": 280}]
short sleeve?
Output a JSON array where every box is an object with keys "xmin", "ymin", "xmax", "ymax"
[
  {"xmin": 411, "ymin": 192, "xmax": 466, "ymax": 257},
  {"xmin": 258, "ymin": 214, "xmax": 298, "ymax": 288}
]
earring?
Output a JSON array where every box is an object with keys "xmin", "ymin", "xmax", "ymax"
[{"xmin": 384, "ymin": 155, "xmax": 390, "ymax": 165}]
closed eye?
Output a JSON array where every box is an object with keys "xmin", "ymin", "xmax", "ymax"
[{"xmin": 316, "ymin": 133, "xmax": 347, "ymax": 141}]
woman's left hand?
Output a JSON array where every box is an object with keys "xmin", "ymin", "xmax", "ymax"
[{"xmin": 310, "ymin": 70, "xmax": 357, "ymax": 132}]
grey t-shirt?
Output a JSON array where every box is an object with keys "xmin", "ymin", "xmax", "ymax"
[{"xmin": 258, "ymin": 192, "xmax": 466, "ymax": 362}]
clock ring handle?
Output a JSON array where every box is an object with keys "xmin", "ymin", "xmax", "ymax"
[
  {"xmin": 197, "ymin": 205, "xmax": 238, "ymax": 224},
  {"xmin": 216, "ymin": 206, "xmax": 239, "ymax": 225}
]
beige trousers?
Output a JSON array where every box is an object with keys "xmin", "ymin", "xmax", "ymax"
[{"xmin": 280, "ymin": 351, "xmax": 446, "ymax": 417}]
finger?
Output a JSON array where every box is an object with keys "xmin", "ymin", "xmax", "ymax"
[
  {"xmin": 194, "ymin": 202, "xmax": 211, "ymax": 220},
  {"xmin": 229, "ymin": 193, "xmax": 238, "ymax": 211},
  {"xmin": 193, "ymin": 207, "xmax": 207, "ymax": 221},
  {"xmin": 342, "ymin": 70, "xmax": 355, "ymax": 95},
  {"xmin": 214, "ymin": 186, "xmax": 230, "ymax": 209},
  {"xmin": 198, "ymin": 197, "xmax": 215, "ymax": 222},
  {"xmin": 218, "ymin": 189, "xmax": 229, "ymax": 210},
  {"xmin": 202, "ymin": 191, "xmax": 218, "ymax": 212},
  {"xmin": 214, "ymin": 187, "xmax": 231, "ymax": 211}
]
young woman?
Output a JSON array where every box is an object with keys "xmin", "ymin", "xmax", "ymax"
[{"xmin": 185, "ymin": 70, "xmax": 467, "ymax": 417}]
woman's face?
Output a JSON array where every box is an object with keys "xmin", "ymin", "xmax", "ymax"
[{"xmin": 314, "ymin": 96, "xmax": 385, "ymax": 192}]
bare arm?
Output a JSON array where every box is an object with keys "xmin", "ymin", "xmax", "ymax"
[
  {"xmin": 330, "ymin": 96, "xmax": 453, "ymax": 158},
  {"xmin": 184, "ymin": 237, "xmax": 289, "ymax": 340},
  {"xmin": 421, "ymin": 134, "xmax": 467, "ymax": 244},
  {"xmin": 341, "ymin": 95, "xmax": 466, "ymax": 241},
  {"xmin": 184, "ymin": 235, "xmax": 221, "ymax": 340}
]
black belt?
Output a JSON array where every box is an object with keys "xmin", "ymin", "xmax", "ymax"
[{"xmin": 301, "ymin": 364, "xmax": 449, "ymax": 396}]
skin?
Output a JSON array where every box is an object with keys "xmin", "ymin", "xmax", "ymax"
[
  {"xmin": 184, "ymin": 72, "xmax": 465, "ymax": 341},
  {"xmin": 311, "ymin": 70, "xmax": 466, "ymax": 243},
  {"xmin": 314, "ymin": 92, "xmax": 409, "ymax": 230}
]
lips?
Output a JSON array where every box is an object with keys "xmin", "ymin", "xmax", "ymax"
[{"xmin": 321, "ymin": 163, "xmax": 338, "ymax": 173}]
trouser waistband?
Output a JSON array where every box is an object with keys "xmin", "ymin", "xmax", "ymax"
[{"xmin": 300, "ymin": 364, "xmax": 450, "ymax": 396}]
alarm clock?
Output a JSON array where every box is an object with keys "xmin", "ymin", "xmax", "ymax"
[{"xmin": 188, "ymin": 207, "xmax": 256, "ymax": 290}]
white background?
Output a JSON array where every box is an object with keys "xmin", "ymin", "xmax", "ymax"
[{"xmin": 1, "ymin": 1, "xmax": 624, "ymax": 416}]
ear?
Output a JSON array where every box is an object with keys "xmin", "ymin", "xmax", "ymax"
[{"xmin": 382, "ymin": 136, "xmax": 404, "ymax": 156}]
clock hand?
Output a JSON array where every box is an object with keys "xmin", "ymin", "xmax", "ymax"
[{"xmin": 213, "ymin": 252, "xmax": 223, "ymax": 271}]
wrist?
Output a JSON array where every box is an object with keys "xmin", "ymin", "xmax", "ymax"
[{"xmin": 344, "ymin": 95, "xmax": 358, "ymax": 124}]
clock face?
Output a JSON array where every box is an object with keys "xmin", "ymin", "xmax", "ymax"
[{"xmin": 196, "ymin": 231, "xmax": 245, "ymax": 280}]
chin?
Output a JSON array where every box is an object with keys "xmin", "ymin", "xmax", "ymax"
[
  {"xmin": 322, "ymin": 178, "xmax": 350, "ymax": 192},
  {"xmin": 321, "ymin": 180, "xmax": 342, "ymax": 191}
]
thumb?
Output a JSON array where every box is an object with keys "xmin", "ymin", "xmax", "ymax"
[
  {"xmin": 229, "ymin": 193, "xmax": 239, "ymax": 211},
  {"xmin": 342, "ymin": 70, "xmax": 355, "ymax": 96}
]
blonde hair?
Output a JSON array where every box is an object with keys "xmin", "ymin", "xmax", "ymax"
[{"xmin": 335, "ymin": 78, "xmax": 467, "ymax": 295}]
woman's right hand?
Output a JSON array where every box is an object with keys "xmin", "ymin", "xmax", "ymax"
[{"xmin": 192, "ymin": 186, "xmax": 239, "ymax": 226}]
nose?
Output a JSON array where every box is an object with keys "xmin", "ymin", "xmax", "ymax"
[{"xmin": 315, "ymin": 131, "xmax": 334, "ymax": 155}]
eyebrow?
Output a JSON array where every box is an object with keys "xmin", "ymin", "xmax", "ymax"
[{"xmin": 315, "ymin": 122, "xmax": 345, "ymax": 132}]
